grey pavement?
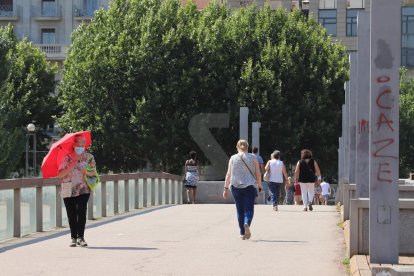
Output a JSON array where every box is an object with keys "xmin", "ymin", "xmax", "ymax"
[{"xmin": 0, "ymin": 204, "xmax": 347, "ymax": 276}]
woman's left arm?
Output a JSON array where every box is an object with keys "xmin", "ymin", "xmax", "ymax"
[{"xmin": 254, "ymin": 159, "xmax": 262, "ymax": 190}]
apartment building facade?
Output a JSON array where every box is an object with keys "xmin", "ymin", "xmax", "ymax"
[
  {"xmin": 1, "ymin": 0, "xmax": 413, "ymax": 70},
  {"xmin": 0, "ymin": 0, "xmax": 109, "ymax": 80}
]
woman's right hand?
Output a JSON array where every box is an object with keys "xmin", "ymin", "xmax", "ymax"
[{"xmin": 223, "ymin": 189, "xmax": 229, "ymax": 199}]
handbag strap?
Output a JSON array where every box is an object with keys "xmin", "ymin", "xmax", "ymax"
[{"xmin": 239, "ymin": 155, "xmax": 256, "ymax": 180}]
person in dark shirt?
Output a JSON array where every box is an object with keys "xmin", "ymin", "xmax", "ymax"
[{"xmin": 294, "ymin": 149, "xmax": 321, "ymax": 211}]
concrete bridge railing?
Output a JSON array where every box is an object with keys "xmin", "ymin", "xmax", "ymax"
[{"xmin": 0, "ymin": 172, "xmax": 183, "ymax": 241}]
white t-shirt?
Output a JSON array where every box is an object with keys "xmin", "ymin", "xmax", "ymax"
[
  {"xmin": 320, "ymin": 181, "xmax": 330, "ymax": 195},
  {"xmin": 268, "ymin": 159, "xmax": 284, "ymax": 183}
]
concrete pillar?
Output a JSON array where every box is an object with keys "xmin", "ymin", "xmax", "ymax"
[
  {"xmin": 239, "ymin": 107, "xmax": 249, "ymax": 142},
  {"xmin": 355, "ymin": 11, "xmax": 370, "ymax": 198},
  {"xmin": 348, "ymin": 52, "xmax": 357, "ymax": 184},
  {"xmin": 369, "ymin": 0, "xmax": 400, "ymax": 264},
  {"xmin": 344, "ymin": 83, "xmax": 350, "ymax": 183},
  {"xmin": 251, "ymin": 122, "xmax": 261, "ymax": 152}
]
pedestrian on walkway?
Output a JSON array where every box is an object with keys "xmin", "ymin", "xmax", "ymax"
[
  {"xmin": 284, "ymin": 176, "xmax": 295, "ymax": 205},
  {"xmin": 223, "ymin": 140, "xmax": 262, "ymax": 240},
  {"xmin": 320, "ymin": 178, "xmax": 331, "ymax": 205},
  {"xmin": 294, "ymin": 149, "xmax": 321, "ymax": 211},
  {"xmin": 294, "ymin": 181, "xmax": 302, "ymax": 205},
  {"xmin": 184, "ymin": 151, "xmax": 199, "ymax": 204},
  {"xmin": 264, "ymin": 150, "xmax": 288, "ymax": 211},
  {"xmin": 252, "ymin": 147, "xmax": 270, "ymax": 203},
  {"xmin": 58, "ymin": 134, "xmax": 97, "ymax": 247}
]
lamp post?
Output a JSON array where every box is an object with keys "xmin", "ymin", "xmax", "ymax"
[{"xmin": 25, "ymin": 123, "xmax": 36, "ymax": 177}]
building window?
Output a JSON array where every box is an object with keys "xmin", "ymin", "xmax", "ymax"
[
  {"xmin": 346, "ymin": 9, "xmax": 362, "ymax": 37},
  {"xmin": 319, "ymin": 9, "xmax": 337, "ymax": 36},
  {"xmin": 0, "ymin": 0, "xmax": 13, "ymax": 16},
  {"xmin": 84, "ymin": 0, "xmax": 98, "ymax": 16},
  {"xmin": 42, "ymin": 0, "xmax": 56, "ymax": 16},
  {"xmin": 41, "ymin": 29, "xmax": 56, "ymax": 44},
  {"xmin": 402, "ymin": 6, "xmax": 414, "ymax": 67},
  {"xmin": 319, "ymin": 0, "xmax": 336, "ymax": 9},
  {"xmin": 347, "ymin": 0, "xmax": 364, "ymax": 8}
]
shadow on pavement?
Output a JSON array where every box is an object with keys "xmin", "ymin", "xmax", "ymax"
[
  {"xmin": 0, "ymin": 205, "xmax": 173, "ymax": 253},
  {"xmin": 87, "ymin": 246, "xmax": 158, "ymax": 251},
  {"xmin": 253, "ymin": 240, "xmax": 308, "ymax": 243}
]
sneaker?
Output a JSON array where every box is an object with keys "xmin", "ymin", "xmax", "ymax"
[
  {"xmin": 308, "ymin": 203, "xmax": 313, "ymax": 211},
  {"xmin": 70, "ymin": 238, "xmax": 77, "ymax": 247},
  {"xmin": 240, "ymin": 235, "xmax": 246, "ymax": 240},
  {"xmin": 273, "ymin": 205, "xmax": 278, "ymax": 211},
  {"xmin": 77, "ymin": 237, "xmax": 88, "ymax": 247},
  {"xmin": 303, "ymin": 207, "xmax": 308, "ymax": 211},
  {"xmin": 244, "ymin": 223, "xmax": 251, "ymax": 240}
]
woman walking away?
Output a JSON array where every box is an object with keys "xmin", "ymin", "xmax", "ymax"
[
  {"xmin": 294, "ymin": 149, "xmax": 321, "ymax": 211},
  {"xmin": 184, "ymin": 151, "xmax": 199, "ymax": 204},
  {"xmin": 264, "ymin": 150, "xmax": 288, "ymax": 211},
  {"xmin": 223, "ymin": 140, "xmax": 262, "ymax": 240},
  {"xmin": 58, "ymin": 134, "xmax": 97, "ymax": 247}
]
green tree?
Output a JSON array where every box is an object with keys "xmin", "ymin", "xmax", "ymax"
[
  {"xmin": 0, "ymin": 25, "xmax": 58, "ymax": 178},
  {"xmin": 59, "ymin": 1, "xmax": 348, "ymax": 177},
  {"xmin": 400, "ymin": 68, "xmax": 414, "ymax": 178}
]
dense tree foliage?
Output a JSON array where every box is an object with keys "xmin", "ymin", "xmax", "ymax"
[
  {"xmin": 400, "ymin": 68, "xmax": 414, "ymax": 178},
  {"xmin": 0, "ymin": 25, "xmax": 58, "ymax": 178},
  {"xmin": 59, "ymin": 0, "xmax": 348, "ymax": 177}
]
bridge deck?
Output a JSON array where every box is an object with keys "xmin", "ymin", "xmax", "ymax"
[{"xmin": 0, "ymin": 204, "xmax": 346, "ymax": 275}]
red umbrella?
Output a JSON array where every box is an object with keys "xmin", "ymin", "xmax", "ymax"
[{"xmin": 41, "ymin": 130, "xmax": 92, "ymax": 178}]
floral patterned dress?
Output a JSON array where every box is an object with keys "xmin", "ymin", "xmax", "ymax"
[
  {"xmin": 58, "ymin": 152, "xmax": 95, "ymax": 197},
  {"xmin": 184, "ymin": 159, "xmax": 199, "ymax": 187}
]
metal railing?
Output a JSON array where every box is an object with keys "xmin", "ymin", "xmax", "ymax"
[{"xmin": 0, "ymin": 172, "xmax": 183, "ymax": 241}]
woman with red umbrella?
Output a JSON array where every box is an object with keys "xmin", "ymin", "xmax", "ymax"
[{"xmin": 57, "ymin": 133, "xmax": 97, "ymax": 247}]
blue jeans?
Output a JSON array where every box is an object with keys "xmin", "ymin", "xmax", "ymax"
[
  {"xmin": 268, "ymin": 182, "xmax": 282, "ymax": 206},
  {"xmin": 231, "ymin": 185, "xmax": 256, "ymax": 235}
]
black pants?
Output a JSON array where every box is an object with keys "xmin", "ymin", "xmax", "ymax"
[{"xmin": 63, "ymin": 193, "xmax": 90, "ymax": 239}]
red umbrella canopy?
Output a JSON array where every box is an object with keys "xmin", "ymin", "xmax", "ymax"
[{"xmin": 41, "ymin": 131, "xmax": 92, "ymax": 179}]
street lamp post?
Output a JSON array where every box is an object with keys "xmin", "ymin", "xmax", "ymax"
[{"xmin": 25, "ymin": 123, "xmax": 36, "ymax": 177}]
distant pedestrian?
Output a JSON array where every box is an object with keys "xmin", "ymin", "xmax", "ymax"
[
  {"xmin": 314, "ymin": 183, "xmax": 322, "ymax": 205},
  {"xmin": 184, "ymin": 151, "xmax": 199, "ymax": 204},
  {"xmin": 320, "ymin": 178, "xmax": 331, "ymax": 205},
  {"xmin": 264, "ymin": 150, "xmax": 288, "ymax": 211},
  {"xmin": 223, "ymin": 140, "xmax": 262, "ymax": 240},
  {"xmin": 294, "ymin": 149, "xmax": 321, "ymax": 211},
  {"xmin": 252, "ymin": 147, "xmax": 270, "ymax": 203},
  {"xmin": 284, "ymin": 176, "xmax": 294, "ymax": 205},
  {"xmin": 294, "ymin": 182, "xmax": 302, "ymax": 205}
]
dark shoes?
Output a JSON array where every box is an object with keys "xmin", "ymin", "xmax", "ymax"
[{"xmin": 308, "ymin": 203, "xmax": 313, "ymax": 211}]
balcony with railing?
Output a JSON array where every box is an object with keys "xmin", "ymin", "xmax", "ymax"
[
  {"xmin": 31, "ymin": 5, "xmax": 62, "ymax": 20},
  {"xmin": 0, "ymin": 5, "xmax": 20, "ymax": 20},
  {"xmin": 34, "ymin": 44, "xmax": 68, "ymax": 61},
  {"xmin": 73, "ymin": 5, "xmax": 97, "ymax": 20}
]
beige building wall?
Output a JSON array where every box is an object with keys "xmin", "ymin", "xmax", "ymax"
[{"xmin": 0, "ymin": 0, "xmax": 109, "ymax": 81}]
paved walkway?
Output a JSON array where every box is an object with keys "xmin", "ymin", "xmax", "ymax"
[{"xmin": 0, "ymin": 204, "xmax": 346, "ymax": 276}]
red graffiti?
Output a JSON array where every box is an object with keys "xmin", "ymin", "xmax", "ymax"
[
  {"xmin": 376, "ymin": 88, "xmax": 392, "ymax": 110},
  {"xmin": 377, "ymin": 76, "xmax": 391, "ymax": 83},
  {"xmin": 359, "ymin": 119, "xmax": 369, "ymax": 134},
  {"xmin": 377, "ymin": 113, "xmax": 394, "ymax": 132},
  {"xmin": 377, "ymin": 162, "xmax": 392, "ymax": 183},
  {"xmin": 372, "ymin": 139, "xmax": 398, "ymax": 159}
]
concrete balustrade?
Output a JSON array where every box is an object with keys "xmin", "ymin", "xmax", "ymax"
[
  {"xmin": 349, "ymin": 198, "xmax": 414, "ymax": 257},
  {"xmin": 0, "ymin": 172, "xmax": 182, "ymax": 240},
  {"xmin": 341, "ymin": 180, "xmax": 414, "ymax": 221}
]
